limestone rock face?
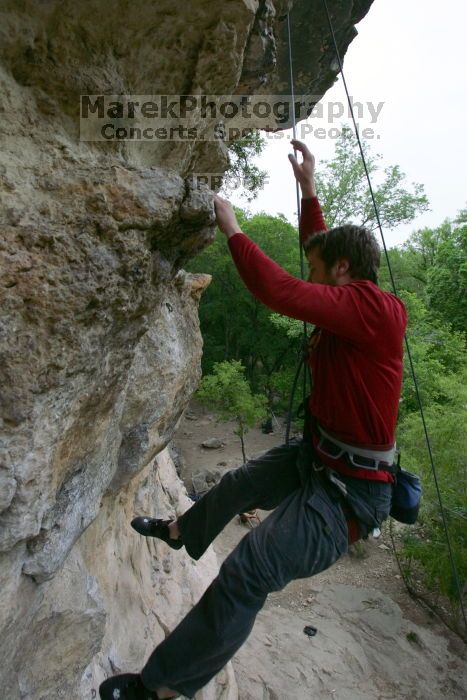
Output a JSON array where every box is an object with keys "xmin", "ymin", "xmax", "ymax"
[
  {"xmin": 2, "ymin": 450, "xmax": 237, "ymax": 699},
  {"xmin": 0, "ymin": 1, "xmax": 373, "ymax": 697}
]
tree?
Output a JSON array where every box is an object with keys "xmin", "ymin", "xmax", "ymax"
[
  {"xmin": 196, "ymin": 360, "xmax": 268, "ymax": 462},
  {"xmin": 315, "ymin": 125, "xmax": 429, "ymax": 230},
  {"xmin": 388, "ymin": 215, "xmax": 467, "ymax": 334},
  {"xmin": 193, "ymin": 126, "xmax": 466, "ymax": 615},
  {"xmin": 190, "ymin": 128, "xmax": 433, "ymax": 414},
  {"xmin": 189, "ymin": 209, "xmax": 304, "ymax": 412},
  {"xmin": 391, "ymin": 248, "xmax": 467, "ymax": 619},
  {"xmin": 397, "ymin": 370, "xmax": 467, "ymax": 609},
  {"xmin": 225, "ymin": 130, "xmax": 268, "ymax": 202},
  {"xmin": 398, "ymin": 291, "xmax": 466, "ymax": 417},
  {"xmin": 378, "ymin": 246, "xmax": 427, "ymax": 297},
  {"xmin": 426, "ymin": 224, "xmax": 467, "ymax": 334}
]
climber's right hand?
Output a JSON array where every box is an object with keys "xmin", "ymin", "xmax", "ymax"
[{"xmin": 288, "ymin": 140, "xmax": 316, "ymax": 198}]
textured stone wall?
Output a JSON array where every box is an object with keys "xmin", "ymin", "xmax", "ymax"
[{"xmin": 0, "ymin": 1, "xmax": 373, "ymax": 697}]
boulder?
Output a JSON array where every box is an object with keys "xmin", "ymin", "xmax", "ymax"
[{"xmin": 202, "ymin": 438, "xmax": 225, "ymax": 449}]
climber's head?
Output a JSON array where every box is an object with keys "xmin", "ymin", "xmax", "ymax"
[{"xmin": 305, "ymin": 224, "xmax": 380, "ymax": 285}]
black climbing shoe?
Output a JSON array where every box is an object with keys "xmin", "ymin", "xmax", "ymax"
[
  {"xmin": 131, "ymin": 516, "xmax": 183, "ymax": 550},
  {"xmin": 99, "ymin": 673, "xmax": 159, "ymax": 699}
]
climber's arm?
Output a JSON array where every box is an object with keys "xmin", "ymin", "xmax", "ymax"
[
  {"xmin": 288, "ymin": 139, "xmax": 327, "ymax": 245},
  {"xmin": 213, "ymin": 139, "xmax": 326, "ymax": 242},
  {"xmin": 225, "ymin": 231, "xmax": 376, "ymax": 343},
  {"xmin": 213, "ymin": 196, "xmax": 375, "ymax": 343}
]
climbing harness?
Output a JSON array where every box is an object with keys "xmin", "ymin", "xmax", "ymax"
[
  {"xmin": 300, "ymin": 394, "xmax": 421, "ymax": 525},
  {"xmin": 316, "ymin": 424, "xmax": 397, "ymax": 471},
  {"xmin": 284, "ymin": 0, "xmax": 465, "ymax": 627}
]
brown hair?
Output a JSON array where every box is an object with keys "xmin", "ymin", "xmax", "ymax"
[{"xmin": 305, "ymin": 225, "xmax": 380, "ymax": 284}]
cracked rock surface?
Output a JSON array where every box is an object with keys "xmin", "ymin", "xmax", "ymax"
[{"xmin": 0, "ymin": 1, "xmax": 373, "ymax": 697}]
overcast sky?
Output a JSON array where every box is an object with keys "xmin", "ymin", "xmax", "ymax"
[{"xmin": 228, "ymin": 0, "xmax": 467, "ymax": 247}]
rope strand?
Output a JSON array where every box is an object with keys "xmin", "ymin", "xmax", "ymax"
[{"xmin": 286, "ymin": 12, "xmax": 309, "ymax": 441}]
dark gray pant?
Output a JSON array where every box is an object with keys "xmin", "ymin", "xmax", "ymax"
[{"xmin": 141, "ymin": 440, "xmax": 391, "ymax": 697}]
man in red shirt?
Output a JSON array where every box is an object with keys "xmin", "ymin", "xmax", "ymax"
[
  {"xmin": 100, "ymin": 141, "xmax": 407, "ymax": 700},
  {"xmin": 223, "ymin": 140, "xmax": 407, "ymax": 480}
]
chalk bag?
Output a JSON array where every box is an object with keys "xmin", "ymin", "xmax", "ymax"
[{"xmin": 390, "ymin": 467, "xmax": 422, "ymax": 524}]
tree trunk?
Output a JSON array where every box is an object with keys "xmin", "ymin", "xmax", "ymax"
[{"xmin": 237, "ymin": 418, "xmax": 247, "ymax": 463}]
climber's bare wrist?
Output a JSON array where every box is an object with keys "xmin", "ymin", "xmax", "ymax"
[
  {"xmin": 300, "ymin": 180, "xmax": 317, "ymax": 198},
  {"xmin": 222, "ymin": 227, "xmax": 241, "ymax": 239},
  {"xmin": 214, "ymin": 195, "xmax": 241, "ymax": 239}
]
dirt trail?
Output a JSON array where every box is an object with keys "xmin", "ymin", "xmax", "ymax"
[{"xmin": 172, "ymin": 403, "xmax": 466, "ymax": 699}]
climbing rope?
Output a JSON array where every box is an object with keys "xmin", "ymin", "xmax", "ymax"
[
  {"xmin": 286, "ymin": 12, "xmax": 306, "ymax": 286},
  {"xmin": 285, "ymin": 13, "xmax": 310, "ymax": 445},
  {"xmin": 284, "ymin": 0, "xmax": 466, "ymax": 627}
]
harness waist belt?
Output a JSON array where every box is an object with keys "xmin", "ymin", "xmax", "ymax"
[{"xmin": 317, "ymin": 424, "xmax": 396, "ymax": 471}]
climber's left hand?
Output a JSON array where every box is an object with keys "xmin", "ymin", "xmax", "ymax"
[{"xmin": 214, "ymin": 195, "xmax": 241, "ymax": 239}]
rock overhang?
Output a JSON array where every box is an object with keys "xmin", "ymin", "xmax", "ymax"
[{"xmin": 0, "ymin": 2, "xmax": 375, "ymax": 696}]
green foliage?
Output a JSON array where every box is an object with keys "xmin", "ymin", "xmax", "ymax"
[
  {"xmin": 426, "ymin": 226, "xmax": 467, "ymax": 334},
  {"xmin": 391, "ymin": 216, "xmax": 467, "ymax": 334},
  {"xmin": 192, "ymin": 127, "xmax": 466, "ymax": 615},
  {"xmin": 190, "ymin": 126, "xmax": 431, "ymax": 415},
  {"xmin": 196, "ymin": 360, "xmax": 268, "ymax": 461},
  {"xmin": 315, "ymin": 126, "xmax": 429, "ymax": 230},
  {"xmin": 399, "ymin": 291, "xmax": 466, "ymax": 416},
  {"xmin": 197, "ymin": 360, "xmax": 267, "ymax": 425},
  {"xmin": 392, "ymin": 229, "xmax": 467, "ymax": 612},
  {"xmin": 379, "ymin": 247, "xmax": 427, "ymax": 296},
  {"xmin": 189, "ymin": 209, "xmax": 303, "ymax": 410},
  {"xmin": 397, "ymin": 386, "xmax": 467, "ymax": 606},
  {"xmin": 225, "ymin": 130, "xmax": 268, "ymax": 201},
  {"xmin": 269, "ymin": 313, "xmax": 304, "ymax": 339}
]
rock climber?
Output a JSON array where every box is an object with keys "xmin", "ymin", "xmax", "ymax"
[{"xmin": 99, "ymin": 139, "xmax": 407, "ymax": 700}]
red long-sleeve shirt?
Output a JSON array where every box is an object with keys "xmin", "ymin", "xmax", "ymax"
[{"xmin": 228, "ymin": 197, "xmax": 407, "ymax": 481}]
